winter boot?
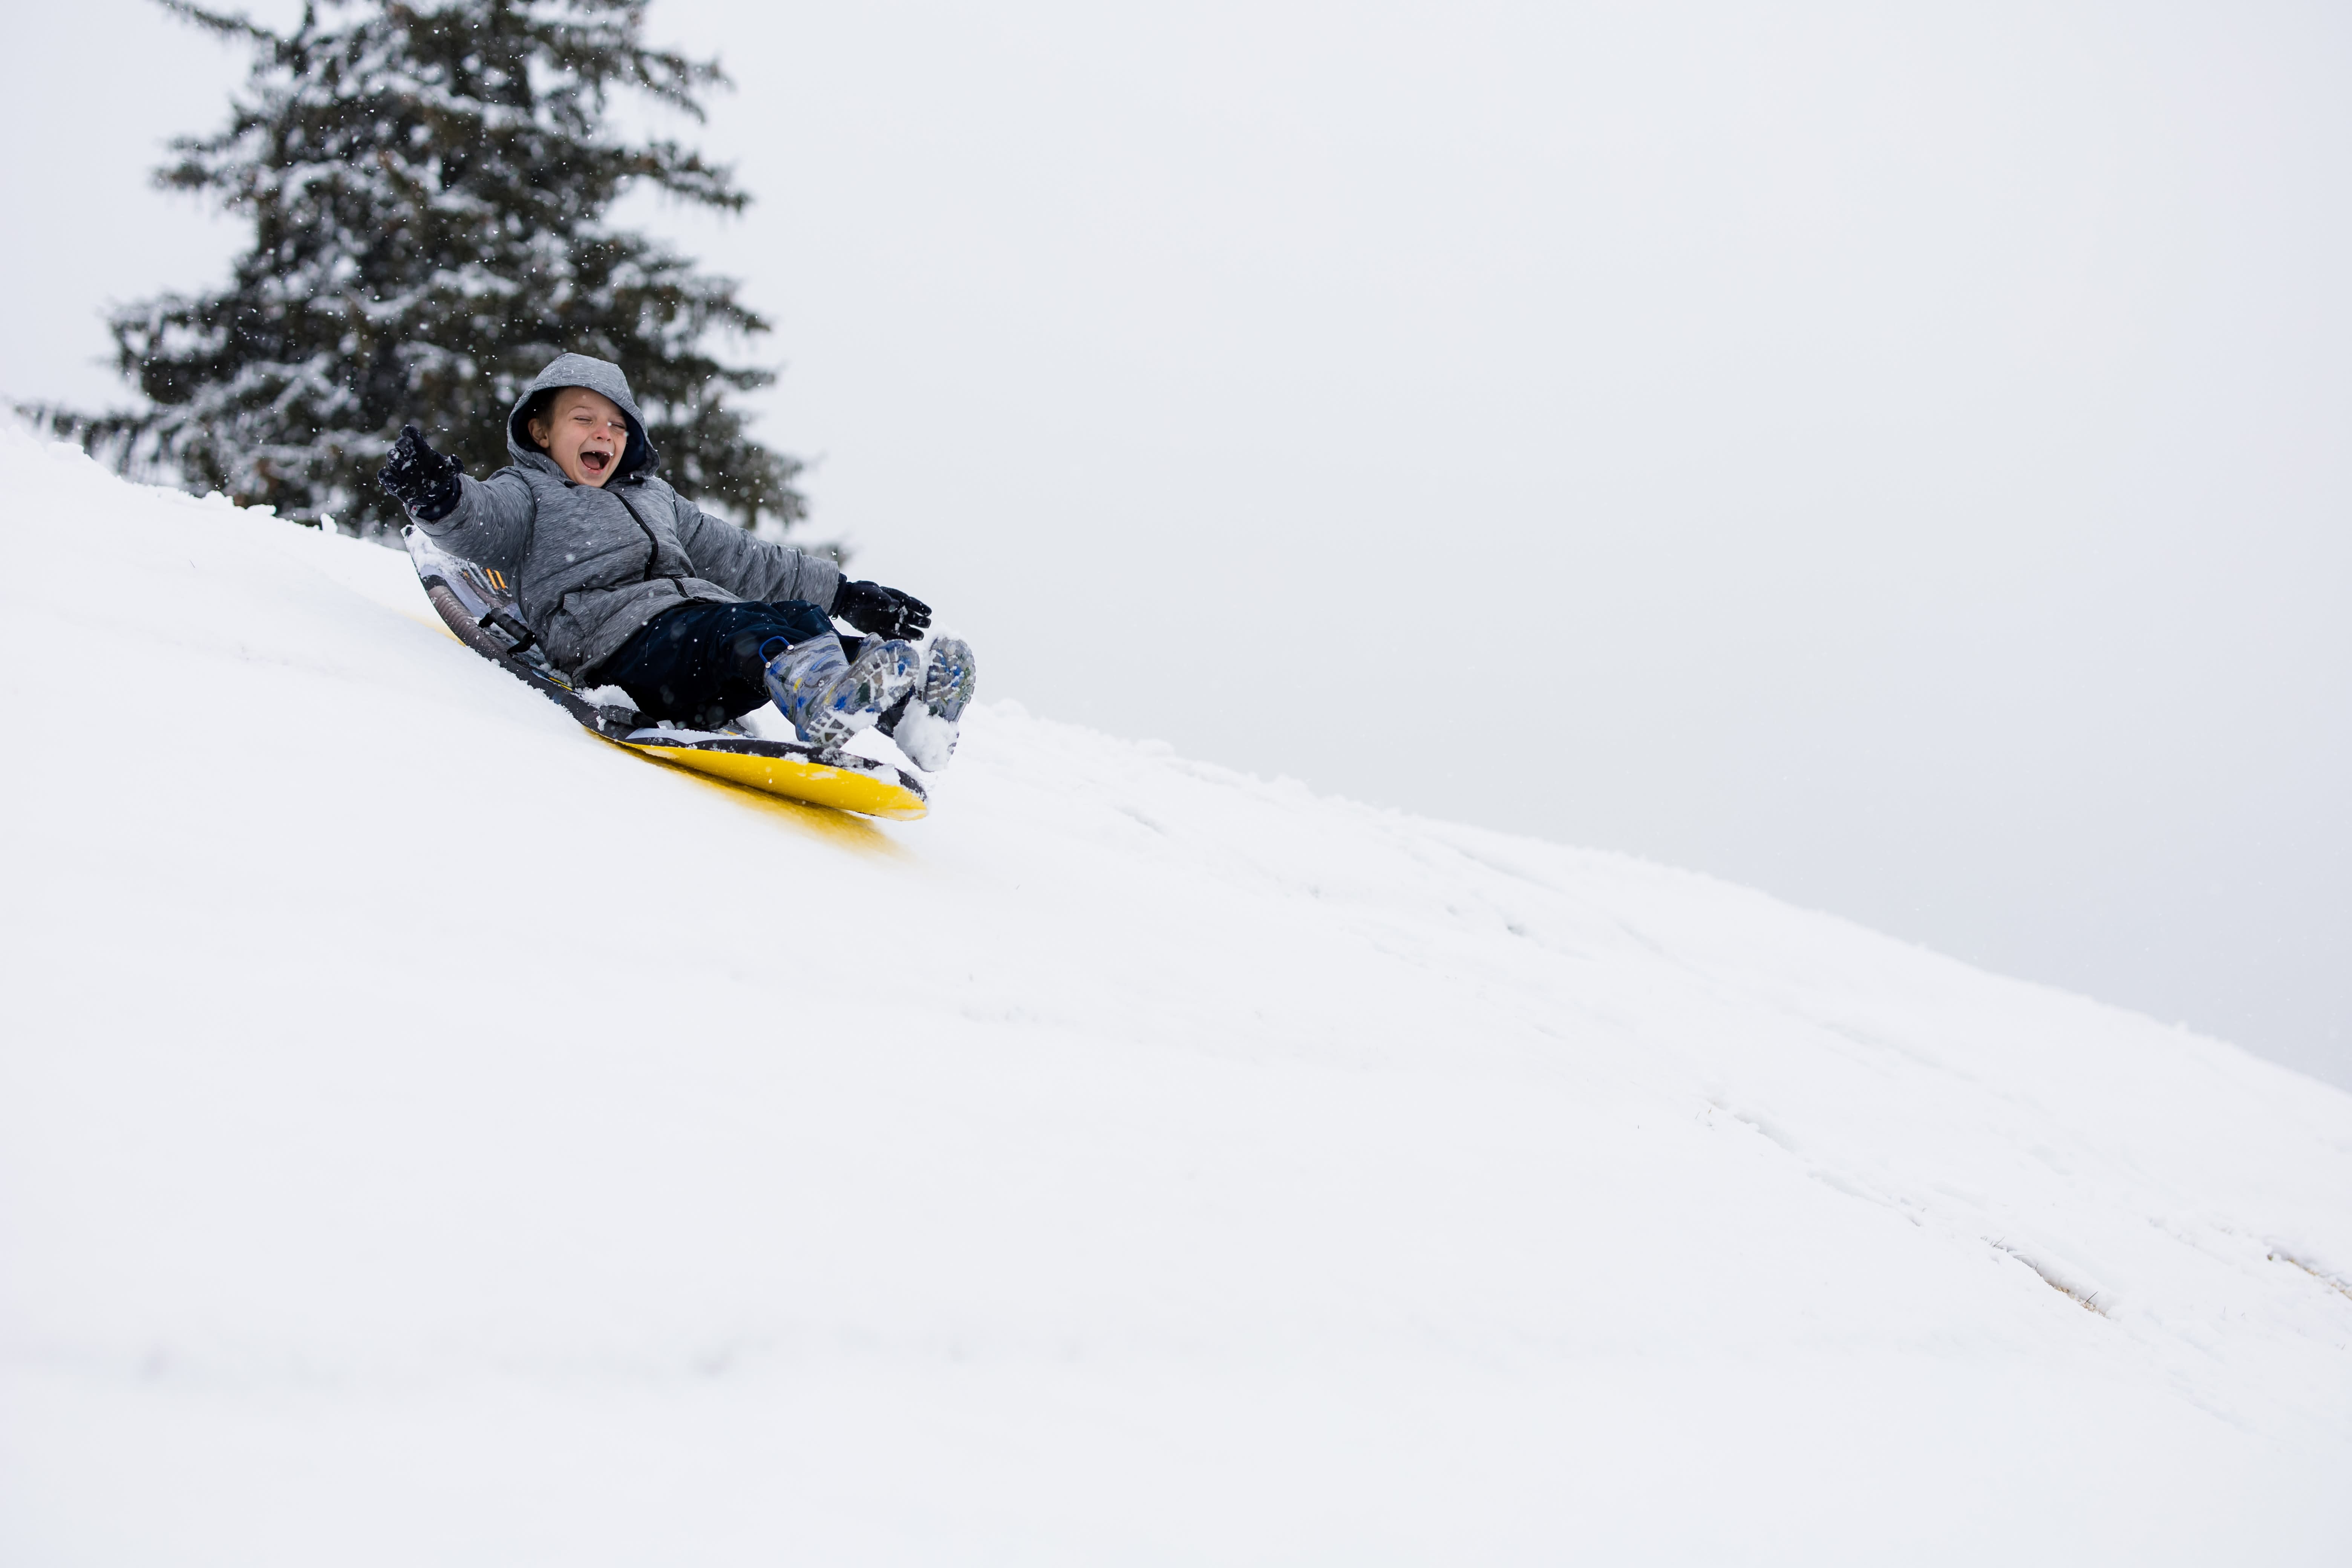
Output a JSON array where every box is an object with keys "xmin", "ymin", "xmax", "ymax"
[
  {"xmin": 763, "ymin": 635, "xmax": 921, "ymax": 749},
  {"xmin": 879, "ymin": 635, "xmax": 977, "ymax": 772}
]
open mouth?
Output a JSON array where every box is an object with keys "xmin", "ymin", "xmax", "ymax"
[{"xmin": 580, "ymin": 449, "xmax": 611, "ymax": 473}]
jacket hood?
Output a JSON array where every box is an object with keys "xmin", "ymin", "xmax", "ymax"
[{"xmin": 506, "ymin": 353, "xmax": 659, "ymax": 480}]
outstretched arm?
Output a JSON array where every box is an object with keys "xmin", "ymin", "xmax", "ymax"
[
  {"xmin": 675, "ymin": 497, "xmax": 933, "ymax": 638},
  {"xmin": 674, "ymin": 499, "xmax": 843, "ymax": 612},
  {"xmin": 377, "ymin": 424, "xmax": 531, "ymax": 572}
]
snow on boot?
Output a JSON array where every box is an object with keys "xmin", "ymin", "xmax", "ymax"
[
  {"xmin": 764, "ymin": 635, "xmax": 921, "ymax": 749},
  {"xmin": 889, "ymin": 635, "xmax": 977, "ymax": 772}
]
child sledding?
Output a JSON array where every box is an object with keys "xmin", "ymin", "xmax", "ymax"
[{"xmin": 377, "ymin": 352, "xmax": 974, "ymax": 772}]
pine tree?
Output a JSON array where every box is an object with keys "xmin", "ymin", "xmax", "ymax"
[{"xmin": 43, "ymin": 0, "xmax": 802, "ymax": 539}]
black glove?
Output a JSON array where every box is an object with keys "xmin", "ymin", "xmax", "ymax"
[
  {"xmin": 831, "ymin": 578, "xmax": 933, "ymax": 640},
  {"xmin": 376, "ymin": 423, "xmax": 463, "ymax": 521}
]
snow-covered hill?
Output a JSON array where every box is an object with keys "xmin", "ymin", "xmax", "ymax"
[{"xmin": 3, "ymin": 428, "xmax": 2348, "ymax": 1565}]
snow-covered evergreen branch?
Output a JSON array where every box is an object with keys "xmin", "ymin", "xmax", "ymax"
[{"xmin": 33, "ymin": 0, "xmax": 799, "ymax": 537}]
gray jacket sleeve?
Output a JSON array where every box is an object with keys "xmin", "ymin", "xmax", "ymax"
[
  {"xmin": 414, "ymin": 471, "xmax": 534, "ymax": 573},
  {"xmin": 675, "ymin": 498, "xmax": 842, "ymax": 611}
]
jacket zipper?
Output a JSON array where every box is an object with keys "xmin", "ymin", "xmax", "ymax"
[
  {"xmin": 611, "ymin": 486, "xmax": 692, "ymax": 596},
  {"xmin": 610, "ymin": 487, "xmax": 664, "ymax": 583}
]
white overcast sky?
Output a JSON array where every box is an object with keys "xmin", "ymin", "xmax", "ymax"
[{"xmin": 6, "ymin": 0, "xmax": 2349, "ymax": 1088}]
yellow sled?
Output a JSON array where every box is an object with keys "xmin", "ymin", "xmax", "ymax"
[
  {"xmin": 602, "ymin": 731, "xmax": 927, "ymax": 820},
  {"xmin": 407, "ymin": 529, "xmax": 928, "ymax": 821}
]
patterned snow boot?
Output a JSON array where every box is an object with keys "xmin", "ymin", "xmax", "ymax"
[
  {"xmin": 763, "ymin": 635, "xmax": 922, "ymax": 750},
  {"xmin": 879, "ymin": 635, "xmax": 977, "ymax": 772}
]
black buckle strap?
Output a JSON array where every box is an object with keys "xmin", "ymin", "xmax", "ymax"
[{"xmin": 476, "ymin": 606, "xmax": 538, "ymax": 656}]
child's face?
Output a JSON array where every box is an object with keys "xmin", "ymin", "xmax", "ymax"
[{"xmin": 527, "ymin": 387, "xmax": 631, "ymax": 487}]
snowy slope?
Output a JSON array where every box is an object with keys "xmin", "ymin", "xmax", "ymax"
[{"xmin": 2, "ymin": 428, "xmax": 2348, "ymax": 1565}]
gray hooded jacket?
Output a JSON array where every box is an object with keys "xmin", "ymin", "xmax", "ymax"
[{"xmin": 412, "ymin": 353, "xmax": 840, "ymax": 679}]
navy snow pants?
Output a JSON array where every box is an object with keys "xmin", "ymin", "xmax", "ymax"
[{"xmin": 586, "ymin": 599, "xmax": 839, "ymax": 730}]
